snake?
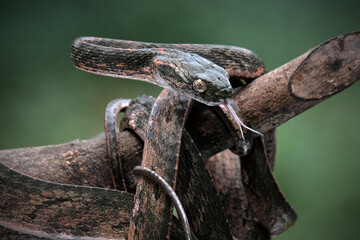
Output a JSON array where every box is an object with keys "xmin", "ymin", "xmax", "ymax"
[
  {"xmin": 71, "ymin": 37, "xmax": 263, "ymax": 138},
  {"xmin": 71, "ymin": 37, "xmax": 296, "ymax": 239}
]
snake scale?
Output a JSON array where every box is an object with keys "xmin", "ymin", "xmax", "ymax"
[{"xmin": 0, "ymin": 37, "xmax": 296, "ymax": 239}]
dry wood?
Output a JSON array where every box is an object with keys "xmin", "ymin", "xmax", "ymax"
[
  {"xmin": 235, "ymin": 31, "xmax": 359, "ymax": 133},
  {"xmin": 1, "ymin": 31, "xmax": 358, "ymax": 184},
  {"xmin": 0, "ymin": 31, "xmax": 359, "ymax": 239}
]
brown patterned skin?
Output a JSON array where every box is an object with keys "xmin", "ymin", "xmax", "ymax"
[
  {"xmin": 71, "ymin": 37, "xmax": 265, "ymax": 79},
  {"xmin": 71, "ymin": 37, "xmax": 265, "ymax": 106},
  {"xmin": 122, "ymin": 95, "xmax": 281, "ymax": 238},
  {"xmin": 127, "ymin": 91, "xmax": 233, "ymax": 239},
  {"xmin": 121, "ymin": 95, "xmax": 289, "ymax": 239},
  {"xmin": 104, "ymin": 98, "xmax": 131, "ymax": 191},
  {"xmin": 71, "ymin": 38, "xmax": 267, "ymax": 239},
  {"xmin": 72, "ymin": 38, "xmax": 292, "ymax": 238},
  {"xmin": 72, "ymin": 37, "xmax": 266, "ymax": 156}
]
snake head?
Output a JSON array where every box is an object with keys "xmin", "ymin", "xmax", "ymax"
[{"xmin": 152, "ymin": 50, "xmax": 233, "ymax": 106}]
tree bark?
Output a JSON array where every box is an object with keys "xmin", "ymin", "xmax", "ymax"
[
  {"xmin": 1, "ymin": 31, "xmax": 359, "ymax": 183},
  {"xmin": 0, "ymin": 31, "xmax": 359, "ymax": 239}
]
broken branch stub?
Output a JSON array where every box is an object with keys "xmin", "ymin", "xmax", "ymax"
[{"xmin": 235, "ymin": 31, "xmax": 360, "ymax": 133}]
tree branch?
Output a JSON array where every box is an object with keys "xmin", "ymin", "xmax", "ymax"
[
  {"xmin": 1, "ymin": 31, "xmax": 359, "ymax": 240},
  {"xmin": 235, "ymin": 31, "xmax": 359, "ymax": 133},
  {"xmin": 0, "ymin": 31, "xmax": 359, "ymax": 187}
]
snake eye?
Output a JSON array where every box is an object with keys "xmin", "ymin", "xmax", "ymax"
[{"xmin": 192, "ymin": 79, "xmax": 207, "ymax": 93}]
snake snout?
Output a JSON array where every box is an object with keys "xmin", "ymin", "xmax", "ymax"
[{"xmin": 217, "ymin": 87, "xmax": 233, "ymax": 99}]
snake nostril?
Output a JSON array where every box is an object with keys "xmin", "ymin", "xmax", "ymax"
[{"xmin": 218, "ymin": 88, "xmax": 232, "ymax": 97}]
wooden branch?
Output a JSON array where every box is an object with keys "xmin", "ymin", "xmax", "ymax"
[
  {"xmin": 235, "ymin": 31, "xmax": 360, "ymax": 133},
  {"xmin": 0, "ymin": 30, "xmax": 358, "ymax": 240},
  {"xmin": 0, "ymin": 31, "xmax": 359, "ymax": 186},
  {"xmin": 0, "ymin": 32, "xmax": 359, "ymax": 239}
]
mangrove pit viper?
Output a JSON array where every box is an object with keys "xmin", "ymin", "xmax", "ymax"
[{"xmin": 72, "ymin": 37, "xmax": 295, "ymax": 239}]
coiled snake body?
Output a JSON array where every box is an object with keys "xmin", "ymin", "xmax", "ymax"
[
  {"xmin": 0, "ymin": 37, "xmax": 296, "ymax": 240},
  {"xmin": 71, "ymin": 37, "xmax": 296, "ymax": 239},
  {"xmin": 72, "ymin": 37, "xmax": 264, "ymax": 148}
]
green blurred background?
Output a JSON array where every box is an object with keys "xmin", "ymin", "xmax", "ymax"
[{"xmin": 0, "ymin": 0, "xmax": 359, "ymax": 239}]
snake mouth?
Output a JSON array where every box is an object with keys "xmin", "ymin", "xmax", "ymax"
[
  {"xmin": 195, "ymin": 97, "xmax": 224, "ymax": 106},
  {"xmin": 215, "ymin": 87, "xmax": 233, "ymax": 102}
]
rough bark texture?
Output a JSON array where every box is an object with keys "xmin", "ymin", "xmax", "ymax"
[
  {"xmin": 0, "ymin": 163, "xmax": 134, "ymax": 239},
  {"xmin": 235, "ymin": 31, "xmax": 359, "ymax": 133},
  {"xmin": 2, "ymin": 32, "xmax": 358, "ymax": 186},
  {"xmin": 0, "ymin": 31, "xmax": 359, "ymax": 239}
]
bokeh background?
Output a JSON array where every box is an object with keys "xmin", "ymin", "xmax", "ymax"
[{"xmin": 0, "ymin": 0, "xmax": 359, "ymax": 239}]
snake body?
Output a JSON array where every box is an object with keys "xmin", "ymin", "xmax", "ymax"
[
  {"xmin": 71, "ymin": 37, "xmax": 268, "ymax": 239},
  {"xmin": 71, "ymin": 37, "xmax": 264, "ymax": 106},
  {"xmin": 71, "ymin": 37, "xmax": 297, "ymax": 239}
]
